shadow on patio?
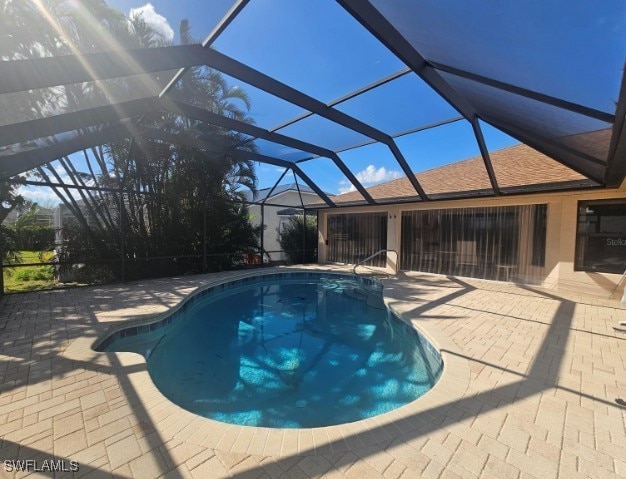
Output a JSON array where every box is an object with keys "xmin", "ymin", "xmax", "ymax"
[{"xmin": 0, "ymin": 271, "xmax": 624, "ymax": 478}]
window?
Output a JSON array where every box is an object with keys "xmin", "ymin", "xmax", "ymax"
[
  {"xmin": 279, "ymin": 218, "xmax": 291, "ymax": 234},
  {"xmin": 575, "ymin": 200, "xmax": 626, "ymax": 274}
]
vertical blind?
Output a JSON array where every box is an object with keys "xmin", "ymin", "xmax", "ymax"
[
  {"xmin": 327, "ymin": 212, "xmax": 387, "ymax": 267},
  {"xmin": 400, "ymin": 204, "xmax": 547, "ymax": 282}
]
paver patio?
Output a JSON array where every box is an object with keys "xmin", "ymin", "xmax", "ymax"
[{"xmin": 0, "ymin": 266, "xmax": 625, "ymax": 479}]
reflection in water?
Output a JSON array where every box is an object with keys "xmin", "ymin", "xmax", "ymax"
[{"xmin": 109, "ymin": 278, "xmax": 442, "ymax": 428}]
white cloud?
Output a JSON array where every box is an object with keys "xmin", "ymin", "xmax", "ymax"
[
  {"xmin": 337, "ymin": 165, "xmax": 402, "ymax": 194},
  {"xmin": 129, "ymin": 3, "xmax": 174, "ymax": 42},
  {"xmin": 355, "ymin": 165, "xmax": 402, "ymax": 184},
  {"xmin": 51, "ymin": 164, "xmax": 72, "ymax": 182},
  {"xmin": 16, "ymin": 163, "xmax": 89, "ymax": 206},
  {"xmin": 256, "ymin": 164, "xmax": 287, "ymax": 174},
  {"xmin": 338, "ymin": 181, "xmax": 356, "ymax": 195},
  {"xmin": 16, "ymin": 186, "xmax": 62, "ymax": 207}
]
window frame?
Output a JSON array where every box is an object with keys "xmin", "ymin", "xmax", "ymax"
[{"xmin": 574, "ymin": 199, "xmax": 626, "ymax": 274}]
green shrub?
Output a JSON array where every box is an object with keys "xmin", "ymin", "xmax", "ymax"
[
  {"xmin": 13, "ymin": 225, "xmax": 55, "ymax": 251},
  {"xmin": 1, "ymin": 225, "xmax": 20, "ymax": 265},
  {"xmin": 13, "ymin": 265, "xmax": 55, "ymax": 281},
  {"xmin": 71, "ymin": 264, "xmax": 115, "ymax": 284},
  {"xmin": 278, "ymin": 216, "xmax": 318, "ymax": 264}
]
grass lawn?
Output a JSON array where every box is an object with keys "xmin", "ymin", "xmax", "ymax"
[{"xmin": 3, "ymin": 250, "xmax": 56, "ymax": 293}]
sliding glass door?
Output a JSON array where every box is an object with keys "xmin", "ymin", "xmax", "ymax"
[
  {"xmin": 400, "ymin": 204, "xmax": 547, "ymax": 282},
  {"xmin": 327, "ymin": 212, "xmax": 387, "ymax": 267}
]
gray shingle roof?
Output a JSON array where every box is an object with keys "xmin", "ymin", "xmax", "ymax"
[{"xmin": 244, "ymin": 183, "xmax": 330, "ymax": 203}]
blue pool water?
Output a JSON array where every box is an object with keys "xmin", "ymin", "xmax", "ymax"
[{"xmin": 99, "ymin": 273, "xmax": 443, "ymax": 428}]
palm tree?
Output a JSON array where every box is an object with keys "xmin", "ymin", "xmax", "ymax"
[
  {"xmin": 108, "ymin": 18, "xmax": 260, "ymax": 269},
  {"xmin": 4, "ymin": 1, "xmax": 261, "ymax": 279}
]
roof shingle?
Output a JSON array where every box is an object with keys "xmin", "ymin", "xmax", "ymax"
[{"xmin": 331, "ymin": 141, "xmax": 596, "ymax": 204}]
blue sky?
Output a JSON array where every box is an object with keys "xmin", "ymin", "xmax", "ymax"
[
  {"xmin": 103, "ymin": 0, "xmax": 521, "ymax": 196},
  {"xmin": 18, "ymin": 0, "xmax": 625, "ymax": 204}
]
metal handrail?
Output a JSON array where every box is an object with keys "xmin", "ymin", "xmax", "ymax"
[{"xmin": 353, "ymin": 249, "xmax": 397, "ymax": 275}]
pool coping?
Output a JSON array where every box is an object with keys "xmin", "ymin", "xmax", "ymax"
[{"xmin": 63, "ymin": 268, "xmax": 471, "ymax": 456}]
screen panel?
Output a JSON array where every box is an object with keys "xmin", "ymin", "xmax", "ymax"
[
  {"xmin": 334, "ymin": 142, "xmax": 410, "ymax": 203},
  {"xmin": 249, "ymin": 163, "xmax": 291, "ymax": 199},
  {"xmin": 213, "ymin": 0, "xmax": 405, "ymax": 102},
  {"xmin": 395, "ymin": 120, "xmax": 482, "ymax": 172},
  {"xmin": 440, "ymin": 72, "xmax": 613, "ymax": 163},
  {"xmin": 477, "ymin": 120, "xmax": 589, "ymax": 190},
  {"xmin": 335, "ymin": 73, "xmax": 459, "ymax": 136},
  {"xmin": 252, "ymin": 139, "xmax": 315, "ymax": 163},
  {"xmin": 169, "ymin": 70, "xmax": 309, "ymax": 129},
  {"xmin": 479, "ymin": 120, "xmax": 521, "ymax": 152},
  {"xmin": 298, "ymin": 157, "xmax": 365, "ymax": 204},
  {"xmin": 2, "ymin": 0, "xmax": 226, "ymax": 56},
  {"xmin": 394, "ymin": 120, "xmax": 493, "ymax": 197},
  {"xmin": 276, "ymin": 115, "xmax": 371, "ymax": 152},
  {"xmin": 370, "ymin": 0, "xmax": 625, "ymax": 113},
  {"xmin": 0, "ymin": 130, "xmax": 94, "ymax": 159},
  {"xmin": 0, "ymin": 69, "xmax": 175, "ymax": 127}
]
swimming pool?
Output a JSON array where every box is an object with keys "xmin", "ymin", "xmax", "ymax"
[{"xmin": 97, "ymin": 272, "xmax": 443, "ymax": 428}]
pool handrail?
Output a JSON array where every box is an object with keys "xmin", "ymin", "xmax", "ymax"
[{"xmin": 353, "ymin": 249, "xmax": 398, "ymax": 276}]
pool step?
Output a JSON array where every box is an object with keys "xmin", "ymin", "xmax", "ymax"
[
  {"xmin": 366, "ymin": 292, "xmax": 386, "ymax": 310},
  {"xmin": 343, "ymin": 287, "xmax": 367, "ymax": 302},
  {"xmin": 343, "ymin": 287, "xmax": 386, "ymax": 310}
]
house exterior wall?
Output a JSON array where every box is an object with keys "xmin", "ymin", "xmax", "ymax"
[
  {"xmin": 4, "ymin": 207, "xmax": 54, "ymax": 226},
  {"xmin": 249, "ymin": 190, "xmax": 320, "ymax": 262},
  {"xmin": 318, "ymin": 184, "xmax": 626, "ymax": 298},
  {"xmin": 54, "ymin": 204, "xmax": 91, "ymax": 244}
]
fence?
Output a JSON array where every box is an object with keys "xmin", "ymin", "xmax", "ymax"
[{"xmin": 1, "ymin": 181, "xmax": 318, "ymax": 294}]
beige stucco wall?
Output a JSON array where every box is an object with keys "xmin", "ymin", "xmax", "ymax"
[{"xmin": 318, "ymin": 184, "xmax": 626, "ymax": 298}]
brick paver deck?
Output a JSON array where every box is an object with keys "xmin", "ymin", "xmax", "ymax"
[{"xmin": 1, "ymin": 266, "xmax": 625, "ymax": 478}]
